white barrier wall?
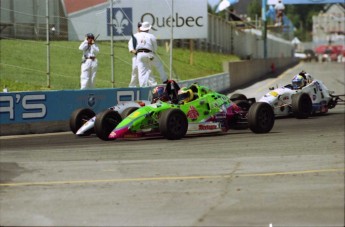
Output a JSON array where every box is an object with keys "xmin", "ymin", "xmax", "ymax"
[
  {"xmin": 225, "ymin": 58, "xmax": 299, "ymax": 91},
  {"xmin": 206, "ymin": 14, "xmax": 294, "ymax": 59},
  {"xmin": 231, "ymin": 29, "xmax": 293, "ymax": 59}
]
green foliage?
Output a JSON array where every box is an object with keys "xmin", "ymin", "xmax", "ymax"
[
  {"xmin": 0, "ymin": 39, "xmax": 239, "ymax": 92},
  {"xmin": 247, "ymin": 0, "xmax": 261, "ymax": 19},
  {"xmin": 284, "ymin": 5, "xmax": 324, "ymax": 41},
  {"xmin": 208, "ymin": 3, "xmax": 218, "ymax": 14}
]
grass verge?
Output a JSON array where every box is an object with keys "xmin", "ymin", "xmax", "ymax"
[{"xmin": 0, "ymin": 39, "xmax": 240, "ymax": 91}]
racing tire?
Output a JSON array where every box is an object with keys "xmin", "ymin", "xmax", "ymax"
[
  {"xmin": 234, "ymin": 100, "xmax": 251, "ymax": 111},
  {"xmin": 248, "ymin": 102, "xmax": 275, "ymax": 133},
  {"xmin": 94, "ymin": 109, "xmax": 122, "ymax": 141},
  {"xmin": 120, "ymin": 107, "xmax": 139, "ymax": 119},
  {"xmin": 291, "ymin": 93, "xmax": 312, "ymax": 119},
  {"xmin": 159, "ymin": 109, "xmax": 188, "ymax": 140},
  {"xmin": 230, "ymin": 93, "xmax": 247, "ymax": 102},
  {"xmin": 69, "ymin": 108, "xmax": 95, "ymax": 135}
]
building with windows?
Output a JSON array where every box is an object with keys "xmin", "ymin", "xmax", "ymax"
[{"xmin": 312, "ymin": 4, "xmax": 345, "ymax": 45}]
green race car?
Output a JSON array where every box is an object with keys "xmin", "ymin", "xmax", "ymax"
[{"xmin": 94, "ymin": 83, "xmax": 275, "ymax": 141}]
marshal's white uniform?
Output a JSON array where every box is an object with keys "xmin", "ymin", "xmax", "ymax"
[
  {"xmin": 79, "ymin": 38, "xmax": 99, "ymax": 89},
  {"xmin": 128, "ymin": 36, "xmax": 167, "ymax": 87},
  {"xmin": 132, "ymin": 22, "xmax": 160, "ymax": 87}
]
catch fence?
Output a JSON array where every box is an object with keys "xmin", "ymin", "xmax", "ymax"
[{"xmin": 0, "ymin": 0, "xmax": 293, "ymax": 90}]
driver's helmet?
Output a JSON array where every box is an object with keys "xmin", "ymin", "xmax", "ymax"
[
  {"xmin": 292, "ymin": 74, "xmax": 306, "ymax": 89},
  {"xmin": 178, "ymin": 88, "xmax": 194, "ymax": 104},
  {"xmin": 151, "ymin": 86, "xmax": 169, "ymax": 103}
]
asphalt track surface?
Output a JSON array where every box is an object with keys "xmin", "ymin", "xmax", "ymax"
[{"xmin": 0, "ymin": 62, "xmax": 344, "ymax": 226}]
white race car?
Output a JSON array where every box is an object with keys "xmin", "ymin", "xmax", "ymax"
[
  {"xmin": 69, "ymin": 100, "xmax": 151, "ymax": 136},
  {"xmin": 257, "ymin": 80, "xmax": 344, "ymax": 118}
]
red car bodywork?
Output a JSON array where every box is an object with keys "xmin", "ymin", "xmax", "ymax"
[{"xmin": 315, "ymin": 45, "xmax": 344, "ymax": 61}]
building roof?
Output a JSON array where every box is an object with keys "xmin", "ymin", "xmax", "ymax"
[{"xmin": 63, "ymin": 0, "xmax": 107, "ymax": 14}]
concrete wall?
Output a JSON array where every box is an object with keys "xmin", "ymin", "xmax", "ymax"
[
  {"xmin": 224, "ymin": 58, "xmax": 299, "ymax": 91},
  {"xmin": 231, "ymin": 29, "xmax": 294, "ymax": 59},
  {"xmin": 206, "ymin": 14, "xmax": 294, "ymax": 59}
]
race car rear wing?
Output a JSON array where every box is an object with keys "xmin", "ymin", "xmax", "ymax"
[{"xmin": 328, "ymin": 94, "xmax": 345, "ymax": 109}]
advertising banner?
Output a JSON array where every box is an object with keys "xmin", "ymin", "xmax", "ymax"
[{"xmin": 67, "ymin": 0, "xmax": 208, "ymax": 40}]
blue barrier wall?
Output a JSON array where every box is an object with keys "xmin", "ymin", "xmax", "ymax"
[
  {"xmin": 0, "ymin": 87, "xmax": 151, "ymax": 125},
  {"xmin": 0, "ymin": 73, "xmax": 230, "ymax": 129},
  {"xmin": 0, "ymin": 73, "xmax": 229, "ymax": 136}
]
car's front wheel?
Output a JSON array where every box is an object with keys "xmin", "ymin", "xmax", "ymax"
[
  {"xmin": 159, "ymin": 109, "xmax": 188, "ymax": 140},
  {"xmin": 94, "ymin": 110, "xmax": 122, "ymax": 141},
  {"xmin": 69, "ymin": 108, "xmax": 95, "ymax": 135}
]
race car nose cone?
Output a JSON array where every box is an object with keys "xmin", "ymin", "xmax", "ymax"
[
  {"xmin": 108, "ymin": 126, "xmax": 129, "ymax": 139},
  {"xmin": 108, "ymin": 131, "xmax": 117, "ymax": 139}
]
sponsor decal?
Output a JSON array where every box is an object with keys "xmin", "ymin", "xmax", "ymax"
[
  {"xmin": 107, "ymin": 8, "xmax": 133, "ymax": 36},
  {"xmin": 88, "ymin": 94, "xmax": 95, "ymax": 107},
  {"xmin": 0, "ymin": 94, "xmax": 47, "ymax": 120},
  {"xmin": 124, "ymin": 133, "xmax": 142, "ymax": 138},
  {"xmin": 198, "ymin": 124, "xmax": 217, "ymax": 130},
  {"xmin": 315, "ymin": 81, "xmax": 322, "ymax": 91},
  {"xmin": 186, "ymin": 106, "xmax": 199, "ymax": 120},
  {"xmin": 269, "ymin": 91, "xmax": 279, "ymax": 97},
  {"xmin": 116, "ymin": 90, "xmax": 141, "ymax": 102},
  {"xmin": 141, "ymin": 13, "xmax": 204, "ymax": 32}
]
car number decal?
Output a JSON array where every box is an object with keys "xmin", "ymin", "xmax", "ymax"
[
  {"xmin": 269, "ymin": 91, "xmax": 279, "ymax": 97},
  {"xmin": 187, "ymin": 106, "xmax": 199, "ymax": 120}
]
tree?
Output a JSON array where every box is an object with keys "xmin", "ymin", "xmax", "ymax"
[
  {"xmin": 247, "ymin": 0, "xmax": 261, "ymax": 19},
  {"xmin": 285, "ymin": 4, "xmax": 324, "ymax": 41}
]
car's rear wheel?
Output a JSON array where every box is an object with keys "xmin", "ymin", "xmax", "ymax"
[
  {"xmin": 69, "ymin": 108, "xmax": 95, "ymax": 135},
  {"xmin": 159, "ymin": 109, "xmax": 188, "ymax": 140},
  {"xmin": 230, "ymin": 93, "xmax": 247, "ymax": 102},
  {"xmin": 292, "ymin": 93, "xmax": 312, "ymax": 119},
  {"xmin": 94, "ymin": 109, "xmax": 122, "ymax": 141},
  {"xmin": 120, "ymin": 107, "xmax": 139, "ymax": 119},
  {"xmin": 248, "ymin": 102, "xmax": 275, "ymax": 133}
]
